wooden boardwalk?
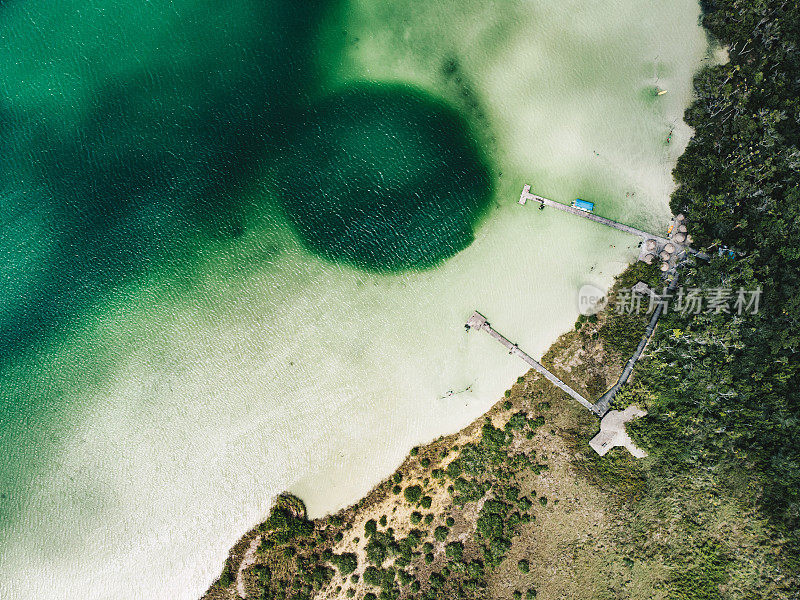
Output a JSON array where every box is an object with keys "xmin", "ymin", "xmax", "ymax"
[
  {"xmin": 519, "ymin": 185, "xmax": 671, "ymax": 245},
  {"xmin": 466, "ymin": 311, "xmax": 605, "ymax": 416},
  {"xmin": 592, "ymin": 269, "xmax": 682, "ymax": 414}
]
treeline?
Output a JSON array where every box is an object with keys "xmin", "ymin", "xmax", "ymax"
[{"xmin": 636, "ymin": 0, "xmax": 800, "ymax": 533}]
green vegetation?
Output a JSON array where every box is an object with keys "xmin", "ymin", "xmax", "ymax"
[
  {"xmin": 645, "ymin": 0, "xmax": 800, "ymax": 535},
  {"xmin": 404, "ymin": 485, "xmax": 423, "ymax": 504},
  {"xmin": 204, "ymin": 6, "xmax": 799, "ymax": 599},
  {"xmin": 583, "ymin": 3, "xmax": 800, "ymax": 596}
]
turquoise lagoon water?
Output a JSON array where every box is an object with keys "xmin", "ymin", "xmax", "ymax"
[{"xmin": 0, "ymin": 1, "xmax": 709, "ymax": 598}]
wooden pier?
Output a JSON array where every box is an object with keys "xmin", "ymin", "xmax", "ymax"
[
  {"xmin": 466, "ymin": 311, "xmax": 605, "ymax": 416},
  {"xmin": 519, "ymin": 185, "xmax": 671, "ymax": 245}
]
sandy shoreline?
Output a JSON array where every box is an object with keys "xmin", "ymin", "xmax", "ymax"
[{"xmin": 200, "ymin": 264, "xmax": 650, "ymax": 600}]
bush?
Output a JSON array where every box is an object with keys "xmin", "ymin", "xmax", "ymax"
[
  {"xmin": 434, "ymin": 526, "xmax": 449, "ymax": 541},
  {"xmin": 429, "ymin": 572, "xmax": 445, "ymax": 588},
  {"xmin": 445, "ymin": 516, "xmax": 455, "ymax": 526},
  {"xmin": 404, "ymin": 485, "xmax": 423, "ymax": 504},
  {"xmin": 446, "ymin": 459, "xmax": 463, "ymax": 479},
  {"xmin": 420, "ymin": 496, "xmax": 432, "ymax": 509},
  {"xmin": 365, "ymin": 540, "xmax": 387, "ymax": 566},
  {"xmin": 467, "ymin": 560, "xmax": 484, "ymax": 578},
  {"xmin": 363, "ymin": 566, "xmax": 382, "ymax": 586},
  {"xmin": 365, "ymin": 519, "xmax": 377, "ymax": 537},
  {"xmin": 518, "ymin": 559, "xmax": 530, "ymax": 573},
  {"xmin": 445, "ymin": 541, "xmax": 464, "ymax": 560},
  {"xmin": 332, "ymin": 553, "xmax": 358, "ymax": 575},
  {"xmin": 379, "ymin": 515, "xmax": 387, "ymax": 527},
  {"xmin": 425, "ymin": 552, "xmax": 434, "ymax": 563},
  {"xmin": 410, "ymin": 511, "xmax": 422, "ymax": 524},
  {"xmin": 392, "ymin": 485, "xmax": 401, "ymax": 494},
  {"xmin": 217, "ymin": 568, "xmax": 233, "ymax": 588},
  {"xmin": 424, "ymin": 514, "xmax": 434, "ymax": 525},
  {"xmin": 421, "ymin": 458, "xmax": 431, "ymax": 468}
]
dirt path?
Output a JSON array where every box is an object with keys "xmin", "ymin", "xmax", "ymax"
[{"xmin": 236, "ymin": 535, "xmax": 261, "ymax": 599}]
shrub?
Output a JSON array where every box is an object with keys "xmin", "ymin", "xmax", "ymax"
[
  {"xmin": 410, "ymin": 447, "xmax": 419, "ymax": 456},
  {"xmin": 332, "ymin": 553, "xmax": 358, "ymax": 575},
  {"xmin": 420, "ymin": 496, "xmax": 432, "ymax": 509},
  {"xmin": 445, "ymin": 516, "xmax": 455, "ymax": 526},
  {"xmin": 410, "ymin": 511, "xmax": 422, "ymax": 524},
  {"xmin": 404, "ymin": 485, "xmax": 423, "ymax": 504},
  {"xmin": 518, "ymin": 559, "xmax": 530, "ymax": 573},
  {"xmin": 503, "ymin": 400, "xmax": 513, "ymax": 409},
  {"xmin": 445, "ymin": 541, "xmax": 463, "ymax": 560},
  {"xmin": 392, "ymin": 485, "xmax": 401, "ymax": 494},
  {"xmin": 364, "ymin": 594, "xmax": 377, "ymax": 600},
  {"xmin": 365, "ymin": 519, "xmax": 377, "ymax": 536},
  {"xmin": 513, "ymin": 591, "xmax": 522, "ymax": 600},
  {"xmin": 264, "ymin": 507, "xmax": 314, "ymax": 543},
  {"xmin": 539, "ymin": 496, "xmax": 547, "ymax": 506},
  {"xmin": 466, "ymin": 560, "xmax": 484, "ymax": 578},
  {"xmin": 363, "ymin": 567, "xmax": 382, "ymax": 586},
  {"xmin": 434, "ymin": 526, "xmax": 449, "ymax": 541},
  {"xmin": 379, "ymin": 515, "xmax": 387, "ymax": 527},
  {"xmin": 420, "ymin": 458, "xmax": 431, "ymax": 468},
  {"xmin": 526, "ymin": 588, "xmax": 537, "ymax": 598},
  {"xmin": 446, "ymin": 460, "xmax": 463, "ymax": 479},
  {"xmin": 365, "ymin": 540, "xmax": 387, "ymax": 566},
  {"xmin": 217, "ymin": 568, "xmax": 233, "ymax": 588},
  {"xmin": 507, "ymin": 412, "xmax": 528, "ymax": 431},
  {"xmin": 424, "ymin": 514, "xmax": 434, "ymax": 525},
  {"xmin": 425, "ymin": 552, "xmax": 434, "ymax": 563},
  {"xmin": 393, "ymin": 472, "xmax": 403, "ymax": 483}
]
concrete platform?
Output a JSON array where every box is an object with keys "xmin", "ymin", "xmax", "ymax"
[{"xmin": 589, "ymin": 405, "xmax": 648, "ymax": 458}]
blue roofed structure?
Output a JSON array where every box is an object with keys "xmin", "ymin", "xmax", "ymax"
[{"xmin": 572, "ymin": 198, "xmax": 594, "ymax": 212}]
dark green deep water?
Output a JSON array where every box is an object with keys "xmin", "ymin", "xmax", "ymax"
[
  {"xmin": 276, "ymin": 85, "xmax": 492, "ymax": 271},
  {"xmin": 0, "ymin": 0, "xmax": 490, "ymax": 362}
]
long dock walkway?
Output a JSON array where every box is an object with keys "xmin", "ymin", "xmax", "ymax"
[
  {"xmin": 519, "ymin": 185, "xmax": 671, "ymax": 245},
  {"xmin": 592, "ymin": 269, "xmax": 681, "ymax": 414},
  {"xmin": 466, "ymin": 311, "xmax": 604, "ymax": 416}
]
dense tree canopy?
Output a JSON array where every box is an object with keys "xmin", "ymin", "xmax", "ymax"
[{"xmin": 639, "ymin": 0, "xmax": 800, "ymax": 531}]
